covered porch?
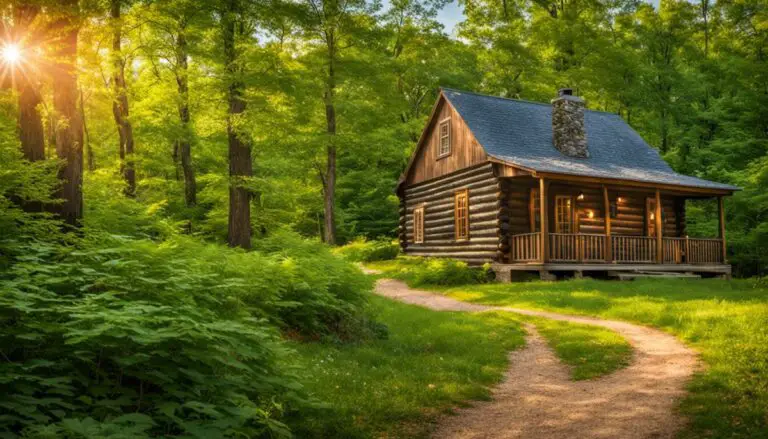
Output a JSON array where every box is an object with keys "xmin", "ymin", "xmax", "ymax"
[{"xmin": 495, "ymin": 174, "xmax": 731, "ymax": 280}]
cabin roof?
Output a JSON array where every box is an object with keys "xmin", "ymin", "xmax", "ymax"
[{"xmin": 439, "ymin": 88, "xmax": 739, "ymax": 191}]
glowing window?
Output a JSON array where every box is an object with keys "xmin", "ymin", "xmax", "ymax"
[
  {"xmin": 413, "ymin": 206, "xmax": 424, "ymax": 244},
  {"xmin": 454, "ymin": 189, "xmax": 469, "ymax": 240}
]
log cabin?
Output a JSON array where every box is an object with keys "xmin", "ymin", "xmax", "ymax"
[{"xmin": 396, "ymin": 88, "xmax": 740, "ymax": 280}]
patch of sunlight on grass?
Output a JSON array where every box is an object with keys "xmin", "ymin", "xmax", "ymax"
[
  {"xmin": 448, "ymin": 290, "xmax": 486, "ymax": 301},
  {"xmin": 290, "ymin": 295, "xmax": 526, "ymax": 438}
]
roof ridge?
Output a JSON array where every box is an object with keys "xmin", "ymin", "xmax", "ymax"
[{"xmin": 440, "ymin": 87, "xmax": 621, "ymax": 115}]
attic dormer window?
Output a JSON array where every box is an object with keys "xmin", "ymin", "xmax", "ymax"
[{"xmin": 438, "ymin": 118, "xmax": 451, "ymax": 157}]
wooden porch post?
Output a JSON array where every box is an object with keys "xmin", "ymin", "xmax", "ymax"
[
  {"xmin": 540, "ymin": 178, "xmax": 549, "ymax": 263},
  {"xmin": 603, "ymin": 185, "xmax": 612, "ymax": 262},
  {"xmin": 718, "ymin": 196, "xmax": 727, "ymax": 264},
  {"xmin": 655, "ymin": 189, "xmax": 663, "ymax": 263}
]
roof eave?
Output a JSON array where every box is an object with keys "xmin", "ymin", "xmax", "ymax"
[{"xmin": 489, "ymin": 155, "xmax": 740, "ymax": 195}]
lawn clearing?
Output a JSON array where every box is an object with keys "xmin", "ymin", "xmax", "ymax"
[
  {"xmin": 290, "ymin": 295, "xmax": 526, "ymax": 438},
  {"xmin": 531, "ymin": 318, "xmax": 633, "ymax": 381},
  {"xmin": 377, "ymin": 269, "xmax": 768, "ymax": 439}
]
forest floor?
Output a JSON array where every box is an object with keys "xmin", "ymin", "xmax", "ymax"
[
  {"xmin": 374, "ymin": 277, "xmax": 697, "ymax": 439},
  {"xmin": 367, "ymin": 259, "xmax": 768, "ymax": 438}
]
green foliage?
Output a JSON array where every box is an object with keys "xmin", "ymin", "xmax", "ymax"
[
  {"xmin": 436, "ymin": 279, "xmax": 768, "ymax": 438},
  {"xmin": 290, "ymin": 296, "xmax": 525, "ymax": 438},
  {"xmin": 0, "ymin": 236, "xmax": 301, "ymax": 438},
  {"xmin": 369, "ymin": 257, "xmax": 494, "ymax": 287},
  {"xmin": 333, "ymin": 238, "xmax": 400, "ymax": 262},
  {"xmin": 252, "ymin": 231, "xmax": 377, "ymax": 340}
]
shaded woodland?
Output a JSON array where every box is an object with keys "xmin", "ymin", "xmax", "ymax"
[{"xmin": 0, "ymin": 0, "xmax": 767, "ymax": 436}]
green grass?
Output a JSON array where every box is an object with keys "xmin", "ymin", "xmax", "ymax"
[
  {"xmin": 371, "ymin": 264, "xmax": 768, "ymax": 439},
  {"xmin": 531, "ymin": 318, "xmax": 633, "ymax": 380},
  {"xmin": 290, "ymin": 295, "xmax": 526, "ymax": 438}
]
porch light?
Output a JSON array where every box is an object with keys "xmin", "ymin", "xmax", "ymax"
[
  {"xmin": 577, "ymin": 192, "xmax": 585, "ymax": 200},
  {"xmin": 617, "ymin": 196, "xmax": 625, "ymax": 203},
  {"xmin": 650, "ymin": 212, "xmax": 655, "ymax": 220},
  {"xmin": 586, "ymin": 210, "xmax": 594, "ymax": 219}
]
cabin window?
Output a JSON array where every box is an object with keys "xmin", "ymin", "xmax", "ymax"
[
  {"xmin": 413, "ymin": 206, "xmax": 424, "ymax": 244},
  {"xmin": 438, "ymin": 119, "xmax": 451, "ymax": 157},
  {"xmin": 555, "ymin": 195, "xmax": 574, "ymax": 233},
  {"xmin": 454, "ymin": 189, "xmax": 469, "ymax": 240},
  {"xmin": 530, "ymin": 188, "xmax": 541, "ymax": 232},
  {"xmin": 646, "ymin": 198, "xmax": 660, "ymax": 236}
]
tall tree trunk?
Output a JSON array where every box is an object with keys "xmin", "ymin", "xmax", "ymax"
[
  {"xmin": 14, "ymin": 3, "xmax": 45, "ymax": 162},
  {"xmin": 110, "ymin": 0, "xmax": 136, "ymax": 197},
  {"xmin": 176, "ymin": 18, "xmax": 196, "ymax": 206},
  {"xmin": 322, "ymin": 32, "xmax": 337, "ymax": 245},
  {"xmin": 223, "ymin": 0, "xmax": 252, "ymax": 249},
  {"xmin": 52, "ymin": 0, "xmax": 84, "ymax": 226}
]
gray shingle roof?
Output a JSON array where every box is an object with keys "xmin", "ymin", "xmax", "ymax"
[{"xmin": 442, "ymin": 88, "xmax": 739, "ymax": 191}]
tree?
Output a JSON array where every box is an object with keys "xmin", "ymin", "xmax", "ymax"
[
  {"xmin": 110, "ymin": 0, "xmax": 136, "ymax": 196},
  {"xmin": 303, "ymin": 0, "xmax": 373, "ymax": 244},
  {"xmin": 51, "ymin": 0, "xmax": 84, "ymax": 226},
  {"xmin": 12, "ymin": 2, "xmax": 45, "ymax": 163},
  {"xmin": 141, "ymin": 0, "xmax": 202, "ymax": 207},
  {"xmin": 222, "ymin": 0, "xmax": 252, "ymax": 248}
]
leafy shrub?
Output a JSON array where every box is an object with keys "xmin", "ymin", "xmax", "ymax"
[
  {"xmin": 333, "ymin": 238, "xmax": 400, "ymax": 263},
  {"xmin": 383, "ymin": 257, "xmax": 494, "ymax": 287},
  {"xmin": 252, "ymin": 231, "xmax": 382, "ymax": 341},
  {"xmin": 0, "ymin": 237, "xmax": 301, "ymax": 438},
  {"xmin": 0, "ymin": 230, "xmax": 378, "ymax": 437}
]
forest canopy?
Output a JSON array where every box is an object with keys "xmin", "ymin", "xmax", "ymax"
[
  {"xmin": 1, "ymin": 0, "xmax": 766, "ymax": 273},
  {"xmin": 0, "ymin": 0, "xmax": 767, "ymax": 436}
]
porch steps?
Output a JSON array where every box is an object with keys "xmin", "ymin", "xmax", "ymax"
[{"xmin": 608, "ymin": 271, "xmax": 702, "ymax": 281}]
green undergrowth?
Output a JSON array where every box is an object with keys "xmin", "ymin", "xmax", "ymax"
[
  {"xmin": 374, "ymin": 262, "xmax": 768, "ymax": 439},
  {"xmin": 531, "ymin": 318, "xmax": 633, "ymax": 381},
  {"xmin": 0, "ymin": 215, "xmax": 378, "ymax": 436},
  {"xmin": 290, "ymin": 296, "xmax": 526, "ymax": 438},
  {"xmin": 367, "ymin": 257, "xmax": 493, "ymax": 286},
  {"xmin": 333, "ymin": 238, "xmax": 400, "ymax": 263}
]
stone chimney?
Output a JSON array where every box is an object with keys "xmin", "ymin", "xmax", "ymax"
[{"xmin": 551, "ymin": 88, "xmax": 588, "ymax": 158}]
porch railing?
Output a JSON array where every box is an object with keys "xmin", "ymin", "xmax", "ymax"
[
  {"xmin": 509, "ymin": 232, "xmax": 725, "ymax": 264},
  {"xmin": 549, "ymin": 233, "xmax": 606, "ymax": 262},
  {"xmin": 510, "ymin": 232, "xmax": 541, "ymax": 262},
  {"xmin": 611, "ymin": 236, "xmax": 656, "ymax": 263}
]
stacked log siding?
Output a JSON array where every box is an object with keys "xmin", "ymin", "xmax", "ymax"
[
  {"xmin": 502, "ymin": 180, "xmax": 686, "ymax": 239},
  {"xmin": 403, "ymin": 163, "xmax": 500, "ymax": 264}
]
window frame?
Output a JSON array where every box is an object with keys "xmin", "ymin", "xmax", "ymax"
[
  {"xmin": 413, "ymin": 205, "xmax": 425, "ymax": 244},
  {"xmin": 454, "ymin": 189, "xmax": 469, "ymax": 241},
  {"xmin": 646, "ymin": 197, "xmax": 658, "ymax": 237},
  {"xmin": 554, "ymin": 195, "xmax": 574, "ymax": 234},
  {"xmin": 530, "ymin": 188, "xmax": 541, "ymax": 232},
  {"xmin": 437, "ymin": 118, "xmax": 451, "ymax": 158}
]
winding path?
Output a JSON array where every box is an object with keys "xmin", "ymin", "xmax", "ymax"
[{"xmin": 374, "ymin": 278, "xmax": 698, "ymax": 439}]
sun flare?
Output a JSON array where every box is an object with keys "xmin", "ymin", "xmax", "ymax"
[{"xmin": 2, "ymin": 44, "xmax": 22, "ymax": 65}]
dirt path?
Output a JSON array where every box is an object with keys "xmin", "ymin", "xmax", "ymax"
[{"xmin": 374, "ymin": 278, "xmax": 698, "ymax": 439}]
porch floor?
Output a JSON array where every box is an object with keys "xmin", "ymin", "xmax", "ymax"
[{"xmin": 491, "ymin": 262, "xmax": 732, "ymax": 282}]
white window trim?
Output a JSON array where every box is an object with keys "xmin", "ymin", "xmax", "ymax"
[{"xmin": 437, "ymin": 118, "xmax": 451, "ymax": 158}]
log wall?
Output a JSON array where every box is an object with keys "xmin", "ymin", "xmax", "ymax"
[
  {"xmin": 502, "ymin": 178, "xmax": 686, "ymax": 238},
  {"xmin": 402, "ymin": 163, "xmax": 501, "ymax": 264}
]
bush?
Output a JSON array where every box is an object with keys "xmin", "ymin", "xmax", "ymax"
[
  {"xmin": 0, "ymin": 230, "xmax": 377, "ymax": 437},
  {"xmin": 382, "ymin": 257, "xmax": 494, "ymax": 287},
  {"xmin": 0, "ymin": 237, "xmax": 300, "ymax": 438},
  {"xmin": 253, "ymin": 231, "xmax": 378, "ymax": 341},
  {"xmin": 333, "ymin": 238, "xmax": 400, "ymax": 263}
]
